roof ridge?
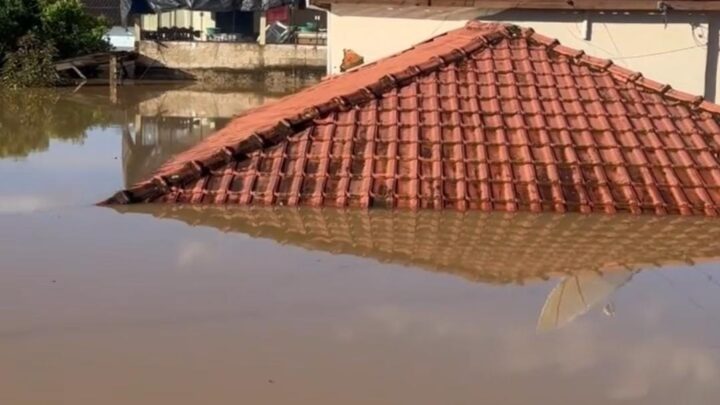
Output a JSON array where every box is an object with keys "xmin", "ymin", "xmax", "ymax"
[
  {"xmin": 526, "ymin": 28, "xmax": 720, "ymax": 115},
  {"xmin": 102, "ymin": 22, "xmax": 517, "ymax": 205}
]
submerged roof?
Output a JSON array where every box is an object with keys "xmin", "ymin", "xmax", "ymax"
[{"xmin": 105, "ymin": 22, "xmax": 720, "ymax": 216}]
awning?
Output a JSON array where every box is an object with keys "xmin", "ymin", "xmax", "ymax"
[{"xmin": 121, "ymin": 0, "xmax": 301, "ymax": 25}]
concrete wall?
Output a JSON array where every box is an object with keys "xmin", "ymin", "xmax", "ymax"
[
  {"xmin": 138, "ymin": 41, "xmax": 326, "ymax": 70},
  {"xmin": 326, "ymin": 4, "xmax": 719, "ymax": 100}
]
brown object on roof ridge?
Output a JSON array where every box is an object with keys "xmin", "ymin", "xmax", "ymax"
[{"xmin": 103, "ymin": 21, "xmax": 720, "ymax": 216}]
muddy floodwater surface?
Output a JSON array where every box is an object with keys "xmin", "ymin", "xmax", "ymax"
[{"xmin": 2, "ymin": 86, "xmax": 720, "ymax": 405}]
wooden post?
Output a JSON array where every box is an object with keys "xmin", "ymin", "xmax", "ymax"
[
  {"xmin": 258, "ymin": 13, "xmax": 267, "ymax": 45},
  {"xmin": 109, "ymin": 55, "xmax": 118, "ymax": 104}
]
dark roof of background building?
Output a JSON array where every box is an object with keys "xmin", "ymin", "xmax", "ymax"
[{"xmin": 104, "ymin": 22, "xmax": 720, "ymax": 216}]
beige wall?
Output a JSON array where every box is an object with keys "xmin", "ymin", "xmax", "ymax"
[
  {"xmin": 138, "ymin": 41, "xmax": 326, "ymax": 70},
  {"xmin": 326, "ymin": 4, "xmax": 717, "ymax": 100},
  {"xmin": 139, "ymin": 90, "xmax": 281, "ymax": 118},
  {"xmin": 327, "ymin": 5, "xmax": 486, "ymax": 73}
]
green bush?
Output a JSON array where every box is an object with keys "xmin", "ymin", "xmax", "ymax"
[
  {"xmin": 0, "ymin": 0, "xmax": 40, "ymax": 62},
  {"xmin": 39, "ymin": 0, "xmax": 110, "ymax": 60},
  {"xmin": 0, "ymin": 0, "xmax": 109, "ymax": 87},
  {"xmin": 0, "ymin": 34, "xmax": 57, "ymax": 88}
]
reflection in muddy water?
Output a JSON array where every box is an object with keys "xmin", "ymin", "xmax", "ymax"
[
  {"xmin": 122, "ymin": 117, "xmax": 220, "ymax": 187},
  {"xmin": 116, "ymin": 205, "xmax": 720, "ymax": 329},
  {"xmin": 0, "ymin": 89, "xmax": 114, "ymax": 158},
  {"xmin": 116, "ymin": 206, "xmax": 720, "ymax": 283},
  {"xmin": 2, "ymin": 87, "xmax": 720, "ymax": 404},
  {"xmin": 123, "ymin": 88, "xmax": 281, "ymax": 186}
]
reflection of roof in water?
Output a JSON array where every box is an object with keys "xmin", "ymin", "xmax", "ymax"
[{"xmin": 113, "ymin": 207, "xmax": 720, "ymax": 284}]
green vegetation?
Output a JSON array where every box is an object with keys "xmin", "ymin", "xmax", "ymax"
[
  {"xmin": 1, "ymin": 34, "xmax": 57, "ymax": 88},
  {"xmin": 0, "ymin": 0, "xmax": 110, "ymax": 87}
]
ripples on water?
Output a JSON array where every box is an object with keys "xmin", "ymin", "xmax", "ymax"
[{"xmin": 1, "ymin": 86, "xmax": 720, "ymax": 404}]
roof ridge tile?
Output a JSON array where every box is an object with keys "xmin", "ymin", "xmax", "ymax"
[
  {"xmin": 527, "ymin": 32, "xmax": 560, "ymax": 49},
  {"xmin": 606, "ymin": 64, "xmax": 636, "ymax": 81},
  {"xmin": 636, "ymin": 77, "xmax": 672, "ymax": 94},
  {"xmin": 667, "ymin": 89, "xmax": 704, "ymax": 105},
  {"xmin": 554, "ymin": 45, "xmax": 585, "ymax": 59},
  {"xmin": 526, "ymin": 29, "xmax": 720, "ymax": 117},
  {"xmin": 700, "ymin": 100, "xmax": 720, "ymax": 115},
  {"xmin": 578, "ymin": 54, "xmax": 614, "ymax": 70}
]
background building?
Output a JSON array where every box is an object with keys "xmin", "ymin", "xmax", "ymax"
[{"xmin": 314, "ymin": 0, "xmax": 720, "ymax": 101}]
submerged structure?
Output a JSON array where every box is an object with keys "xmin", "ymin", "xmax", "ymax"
[{"xmin": 105, "ymin": 22, "xmax": 720, "ymax": 215}]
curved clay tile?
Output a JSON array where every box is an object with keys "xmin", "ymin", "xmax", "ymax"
[{"xmin": 104, "ymin": 22, "xmax": 720, "ymax": 215}]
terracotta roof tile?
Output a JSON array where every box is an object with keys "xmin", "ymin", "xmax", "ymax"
[{"xmin": 104, "ymin": 22, "xmax": 720, "ymax": 216}]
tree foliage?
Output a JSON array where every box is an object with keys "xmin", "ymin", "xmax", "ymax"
[
  {"xmin": 39, "ymin": 0, "xmax": 110, "ymax": 60},
  {"xmin": 0, "ymin": 0, "xmax": 40, "ymax": 61},
  {"xmin": 0, "ymin": 0, "xmax": 109, "ymax": 87},
  {"xmin": 1, "ymin": 34, "xmax": 57, "ymax": 88}
]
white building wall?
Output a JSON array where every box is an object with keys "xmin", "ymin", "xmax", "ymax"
[
  {"xmin": 326, "ymin": 4, "xmax": 717, "ymax": 99},
  {"xmin": 327, "ymin": 6, "xmax": 484, "ymax": 74}
]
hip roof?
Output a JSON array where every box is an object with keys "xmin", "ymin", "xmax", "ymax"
[{"xmin": 104, "ymin": 22, "xmax": 720, "ymax": 216}]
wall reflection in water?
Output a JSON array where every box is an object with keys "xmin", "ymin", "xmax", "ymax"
[
  {"xmin": 122, "ymin": 117, "xmax": 224, "ymax": 187},
  {"xmin": 114, "ymin": 205, "xmax": 720, "ymax": 330},
  {"xmin": 121, "ymin": 87, "xmax": 281, "ymax": 187}
]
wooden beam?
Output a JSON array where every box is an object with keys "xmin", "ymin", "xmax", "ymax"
[{"xmin": 70, "ymin": 65, "xmax": 87, "ymax": 80}]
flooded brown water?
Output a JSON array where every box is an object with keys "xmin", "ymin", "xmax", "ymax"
[{"xmin": 2, "ymin": 86, "xmax": 720, "ymax": 404}]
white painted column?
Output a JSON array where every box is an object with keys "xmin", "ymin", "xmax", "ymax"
[
  {"xmin": 326, "ymin": 8, "xmax": 333, "ymax": 74},
  {"xmin": 258, "ymin": 13, "xmax": 267, "ymax": 45},
  {"xmin": 134, "ymin": 18, "xmax": 141, "ymax": 48}
]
